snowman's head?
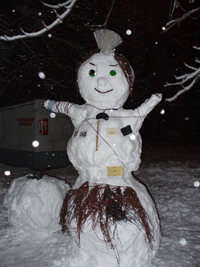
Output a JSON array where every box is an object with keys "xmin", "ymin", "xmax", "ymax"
[{"xmin": 77, "ymin": 52, "xmax": 134, "ymax": 109}]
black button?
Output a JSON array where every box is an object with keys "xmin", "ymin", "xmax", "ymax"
[
  {"xmin": 96, "ymin": 113, "xmax": 109, "ymax": 120},
  {"xmin": 121, "ymin": 125, "xmax": 132, "ymax": 136}
]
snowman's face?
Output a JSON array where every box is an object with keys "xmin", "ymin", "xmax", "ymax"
[{"xmin": 77, "ymin": 53, "xmax": 129, "ymax": 109}]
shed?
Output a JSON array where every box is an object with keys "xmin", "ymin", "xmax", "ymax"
[{"xmin": 0, "ymin": 99, "xmax": 74, "ymax": 170}]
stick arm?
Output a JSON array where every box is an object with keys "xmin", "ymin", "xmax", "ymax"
[{"xmin": 43, "ymin": 100, "xmax": 74, "ymax": 116}]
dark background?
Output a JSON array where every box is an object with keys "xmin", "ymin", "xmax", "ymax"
[{"xmin": 0, "ymin": 0, "xmax": 199, "ymax": 142}]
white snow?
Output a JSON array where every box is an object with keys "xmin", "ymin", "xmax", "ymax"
[
  {"xmin": 38, "ymin": 72, "xmax": 46, "ymax": 79},
  {"xmin": 194, "ymin": 181, "xmax": 200, "ymax": 187},
  {"xmin": 3, "ymin": 175, "xmax": 70, "ymax": 234},
  {"xmin": 50, "ymin": 112, "xmax": 56, "ymax": 118},
  {"xmin": 179, "ymin": 238, "xmax": 187, "ymax": 246},
  {"xmin": 32, "ymin": 140, "xmax": 39, "ymax": 147},
  {"xmin": 126, "ymin": 29, "xmax": 132, "ymax": 35},
  {"xmin": 0, "ymin": 142, "xmax": 200, "ymax": 266},
  {"xmin": 160, "ymin": 109, "xmax": 165, "ymax": 115}
]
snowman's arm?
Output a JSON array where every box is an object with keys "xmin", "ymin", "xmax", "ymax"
[
  {"xmin": 135, "ymin": 94, "xmax": 162, "ymax": 118},
  {"xmin": 43, "ymin": 100, "xmax": 76, "ymax": 117}
]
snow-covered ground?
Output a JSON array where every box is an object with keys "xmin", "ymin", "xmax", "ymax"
[{"xmin": 0, "ymin": 141, "xmax": 200, "ymax": 267}]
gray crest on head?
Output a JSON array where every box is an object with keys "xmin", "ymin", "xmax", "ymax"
[{"xmin": 93, "ymin": 29, "xmax": 123, "ymax": 54}]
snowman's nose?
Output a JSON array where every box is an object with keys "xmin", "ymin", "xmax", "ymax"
[{"xmin": 97, "ymin": 77, "xmax": 109, "ymax": 87}]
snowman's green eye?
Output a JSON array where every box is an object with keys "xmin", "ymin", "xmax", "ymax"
[
  {"xmin": 89, "ymin": 69, "xmax": 96, "ymax": 77},
  {"xmin": 110, "ymin": 70, "xmax": 117, "ymax": 76}
]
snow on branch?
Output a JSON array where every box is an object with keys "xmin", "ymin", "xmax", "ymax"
[
  {"xmin": 165, "ymin": 54, "xmax": 200, "ymax": 102},
  {"xmin": 162, "ymin": 0, "xmax": 200, "ymax": 32},
  {"xmin": 42, "ymin": 0, "xmax": 73, "ymax": 9},
  {"xmin": 0, "ymin": 0, "xmax": 78, "ymax": 41},
  {"xmin": 163, "ymin": 7, "xmax": 200, "ymax": 32}
]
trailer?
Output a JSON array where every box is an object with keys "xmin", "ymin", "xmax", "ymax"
[{"xmin": 0, "ymin": 99, "xmax": 74, "ymax": 170}]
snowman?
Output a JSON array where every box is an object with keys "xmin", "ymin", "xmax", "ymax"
[{"xmin": 44, "ymin": 29, "xmax": 161, "ymax": 267}]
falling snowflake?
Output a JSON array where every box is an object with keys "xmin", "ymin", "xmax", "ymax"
[
  {"xmin": 126, "ymin": 29, "xmax": 132, "ymax": 35},
  {"xmin": 129, "ymin": 133, "xmax": 136, "ymax": 140},
  {"xmin": 50, "ymin": 112, "xmax": 56, "ymax": 118},
  {"xmin": 32, "ymin": 140, "xmax": 40, "ymax": 147},
  {"xmin": 38, "ymin": 72, "xmax": 46, "ymax": 79},
  {"xmin": 179, "ymin": 238, "xmax": 187, "ymax": 245},
  {"xmin": 194, "ymin": 181, "xmax": 200, "ymax": 187}
]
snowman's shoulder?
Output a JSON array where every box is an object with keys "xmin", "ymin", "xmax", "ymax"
[
  {"xmin": 68, "ymin": 103, "xmax": 87, "ymax": 116},
  {"xmin": 119, "ymin": 108, "xmax": 143, "ymax": 119},
  {"xmin": 65, "ymin": 104, "xmax": 88, "ymax": 127}
]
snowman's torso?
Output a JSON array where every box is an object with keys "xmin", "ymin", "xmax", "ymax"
[{"xmin": 67, "ymin": 105, "xmax": 144, "ymax": 185}]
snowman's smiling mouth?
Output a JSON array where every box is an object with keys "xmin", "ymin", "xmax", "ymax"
[{"xmin": 95, "ymin": 88, "xmax": 113, "ymax": 94}]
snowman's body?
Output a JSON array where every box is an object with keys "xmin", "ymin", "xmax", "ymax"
[
  {"xmin": 45, "ymin": 51, "xmax": 161, "ymax": 266},
  {"xmin": 51, "ymin": 96, "xmax": 159, "ymax": 188}
]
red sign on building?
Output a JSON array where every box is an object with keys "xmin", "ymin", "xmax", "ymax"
[{"xmin": 39, "ymin": 118, "xmax": 48, "ymax": 135}]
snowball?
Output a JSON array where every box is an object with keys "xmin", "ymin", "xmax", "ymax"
[
  {"xmin": 32, "ymin": 140, "xmax": 39, "ymax": 147},
  {"xmin": 184, "ymin": 117, "xmax": 189, "ymax": 121},
  {"xmin": 126, "ymin": 29, "xmax": 132, "ymax": 35},
  {"xmin": 38, "ymin": 12, "xmax": 42, "ymax": 16},
  {"xmin": 4, "ymin": 170, "xmax": 11, "ymax": 176},
  {"xmin": 155, "ymin": 42, "xmax": 158, "ymax": 44},
  {"xmin": 3, "ymin": 175, "xmax": 70, "ymax": 233},
  {"xmin": 162, "ymin": 26, "xmax": 166, "ymax": 31},
  {"xmin": 38, "ymin": 72, "xmax": 46, "ymax": 79},
  {"xmin": 48, "ymin": 34, "xmax": 52, "ymax": 38},
  {"xmin": 179, "ymin": 238, "xmax": 187, "ymax": 245},
  {"xmin": 160, "ymin": 109, "xmax": 165, "ymax": 115},
  {"xmin": 50, "ymin": 112, "xmax": 56, "ymax": 118},
  {"xmin": 194, "ymin": 181, "xmax": 200, "ymax": 187}
]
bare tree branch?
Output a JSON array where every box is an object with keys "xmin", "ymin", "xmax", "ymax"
[
  {"xmin": 42, "ymin": 0, "xmax": 73, "ymax": 9},
  {"xmin": 0, "ymin": 0, "xmax": 78, "ymax": 41},
  {"xmin": 163, "ymin": 1, "xmax": 200, "ymax": 101},
  {"xmin": 165, "ymin": 50, "xmax": 200, "ymax": 102},
  {"xmin": 85, "ymin": 0, "xmax": 116, "ymax": 30},
  {"xmin": 163, "ymin": 7, "xmax": 200, "ymax": 32}
]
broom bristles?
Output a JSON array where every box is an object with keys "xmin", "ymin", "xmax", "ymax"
[
  {"xmin": 60, "ymin": 182, "xmax": 154, "ymax": 250},
  {"xmin": 94, "ymin": 29, "xmax": 123, "ymax": 53}
]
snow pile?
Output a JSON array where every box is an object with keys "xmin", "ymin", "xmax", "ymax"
[{"xmin": 3, "ymin": 174, "xmax": 70, "ymax": 234}]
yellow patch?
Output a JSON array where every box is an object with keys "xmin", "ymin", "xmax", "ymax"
[
  {"xmin": 106, "ymin": 128, "xmax": 118, "ymax": 135},
  {"xmin": 107, "ymin": 166, "xmax": 123, "ymax": 177}
]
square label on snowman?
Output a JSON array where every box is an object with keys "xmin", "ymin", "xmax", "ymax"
[
  {"xmin": 106, "ymin": 128, "xmax": 118, "ymax": 136},
  {"xmin": 107, "ymin": 166, "xmax": 123, "ymax": 177}
]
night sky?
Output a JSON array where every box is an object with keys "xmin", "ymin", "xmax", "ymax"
[{"xmin": 0, "ymin": 0, "xmax": 200, "ymax": 142}]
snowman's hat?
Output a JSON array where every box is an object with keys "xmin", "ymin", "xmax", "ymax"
[{"xmin": 94, "ymin": 29, "xmax": 122, "ymax": 54}]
